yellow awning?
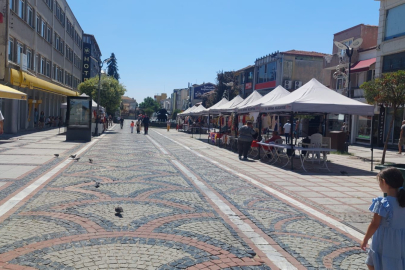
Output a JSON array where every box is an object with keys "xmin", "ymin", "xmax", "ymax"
[
  {"xmin": 10, "ymin": 68, "xmax": 79, "ymax": 97},
  {"xmin": 0, "ymin": 84, "xmax": 27, "ymax": 100}
]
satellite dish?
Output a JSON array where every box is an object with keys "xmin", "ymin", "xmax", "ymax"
[
  {"xmin": 351, "ymin": 38, "xmax": 363, "ymax": 49},
  {"xmin": 334, "ymin": 41, "xmax": 348, "ymax": 50}
]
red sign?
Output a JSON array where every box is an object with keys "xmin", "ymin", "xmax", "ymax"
[
  {"xmin": 255, "ymin": 81, "xmax": 276, "ymax": 90},
  {"xmin": 245, "ymin": 82, "xmax": 252, "ymax": 90}
]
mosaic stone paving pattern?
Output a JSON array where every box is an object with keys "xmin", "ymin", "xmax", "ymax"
[
  {"xmin": 0, "ymin": 127, "xmax": 273, "ymax": 269},
  {"xmin": 149, "ymin": 130, "xmax": 369, "ymax": 270}
]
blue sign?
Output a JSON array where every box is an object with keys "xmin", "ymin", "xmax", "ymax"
[{"xmin": 193, "ymin": 83, "xmax": 216, "ymax": 99}]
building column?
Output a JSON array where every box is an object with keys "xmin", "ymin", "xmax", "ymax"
[{"xmin": 3, "ymin": 98, "xmax": 19, "ymax": 134}]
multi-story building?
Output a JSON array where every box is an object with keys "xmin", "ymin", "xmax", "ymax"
[
  {"xmin": 375, "ymin": 0, "xmax": 405, "ymax": 147},
  {"xmin": 0, "ymin": 0, "xmax": 85, "ymax": 133},
  {"xmin": 154, "ymin": 93, "xmax": 167, "ymax": 103},
  {"xmin": 171, "ymin": 88, "xmax": 189, "ymax": 111},
  {"xmin": 253, "ymin": 50, "xmax": 328, "ymax": 95},
  {"xmin": 160, "ymin": 97, "xmax": 171, "ymax": 113},
  {"xmin": 234, "ymin": 65, "xmax": 254, "ymax": 98},
  {"xmin": 82, "ymin": 33, "xmax": 101, "ymax": 81},
  {"xmin": 323, "ymin": 24, "xmax": 378, "ymax": 145},
  {"xmin": 121, "ymin": 96, "xmax": 137, "ymax": 119}
]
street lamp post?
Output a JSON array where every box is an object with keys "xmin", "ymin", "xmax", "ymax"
[
  {"xmin": 333, "ymin": 38, "xmax": 363, "ymax": 98},
  {"xmin": 94, "ymin": 57, "xmax": 112, "ymax": 136}
]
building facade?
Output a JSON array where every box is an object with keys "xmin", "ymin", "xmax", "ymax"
[
  {"xmin": 253, "ymin": 50, "xmax": 327, "ymax": 95},
  {"xmin": 323, "ymin": 24, "xmax": 378, "ymax": 145},
  {"xmin": 375, "ymin": 0, "xmax": 405, "ymax": 147},
  {"xmin": 171, "ymin": 88, "xmax": 189, "ymax": 111},
  {"xmin": 82, "ymin": 33, "xmax": 101, "ymax": 81},
  {"xmin": 234, "ymin": 65, "xmax": 254, "ymax": 98},
  {"xmin": 0, "ymin": 0, "xmax": 85, "ymax": 133}
]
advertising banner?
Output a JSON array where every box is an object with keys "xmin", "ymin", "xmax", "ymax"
[
  {"xmin": 193, "ymin": 83, "xmax": 216, "ymax": 99},
  {"xmin": 82, "ymin": 43, "xmax": 91, "ymax": 82}
]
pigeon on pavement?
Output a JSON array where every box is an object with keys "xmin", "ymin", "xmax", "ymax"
[
  {"xmin": 73, "ymin": 157, "xmax": 80, "ymax": 161},
  {"xmin": 69, "ymin": 154, "xmax": 77, "ymax": 159},
  {"xmin": 54, "ymin": 154, "xmax": 59, "ymax": 157},
  {"xmin": 89, "ymin": 159, "xmax": 93, "ymax": 163},
  {"xmin": 95, "ymin": 182, "xmax": 100, "ymax": 188},
  {"xmin": 340, "ymin": 170, "xmax": 348, "ymax": 176}
]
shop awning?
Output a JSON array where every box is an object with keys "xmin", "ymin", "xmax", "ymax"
[
  {"xmin": 0, "ymin": 84, "xmax": 27, "ymax": 100},
  {"xmin": 350, "ymin": 58, "xmax": 376, "ymax": 73},
  {"xmin": 10, "ymin": 69, "xmax": 79, "ymax": 97}
]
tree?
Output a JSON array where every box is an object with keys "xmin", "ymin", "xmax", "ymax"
[
  {"xmin": 157, "ymin": 108, "xmax": 168, "ymax": 122},
  {"xmin": 172, "ymin": 109, "xmax": 182, "ymax": 119},
  {"xmin": 78, "ymin": 75, "xmax": 126, "ymax": 116},
  {"xmin": 215, "ymin": 71, "xmax": 239, "ymax": 104},
  {"xmin": 139, "ymin": 97, "xmax": 161, "ymax": 117},
  {"xmin": 362, "ymin": 70, "xmax": 405, "ymax": 164},
  {"xmin": 107, "ymin": 53, "xmax": 120, "ymax": 81}
]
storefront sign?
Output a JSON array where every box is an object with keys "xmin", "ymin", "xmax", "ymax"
[
  {"xmin": 254, "ymin": 80, "xmax": 276, "ymax": 90},
  {"xmin": 82, "ymin": 43, "xmax": 91, "ymax": 82},
  {"xmin": 193, "ymin": 83, "xmax": 216, "ymax": 99},
  {"xmin": 245, "ymin": 82, "xmax": 252, "ymax": 90},
  {"xmin": 378, "ymin": 105, "xmax": 385, "ymax": 147}
]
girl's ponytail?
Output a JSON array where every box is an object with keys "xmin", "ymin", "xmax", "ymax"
[
  {"xmin": 377, "ymin": 167, "xmax": 405, "ymax": 207},
  {"xmin": 398, "ymin": 187, "xmax": 405, "ymax": 208}
]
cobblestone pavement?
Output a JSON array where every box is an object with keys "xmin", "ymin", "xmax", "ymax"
[{"xmin": 0, "ymin": 126, "xmax": 369, "ymax": 269}]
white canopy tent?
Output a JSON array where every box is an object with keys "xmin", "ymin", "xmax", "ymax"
[
  {"xmin": 200, "ymin": 98, "xmax": 229, "ymax": 115},
  {"xmin": 227, "ymin": 91, "xmax": 262, "ymax": 113},
  {"xmin": 188, "ymin": 105, "xmax": 207, "ymax": 116},
  {"xmin": 260, "ymin": 78, "xmax": 374, "ymax": 115},
  {"xmin": 237, "ymin": 86, "xmax": 290, "ymax": 113},
  {"xmin": 178, "ymin": 105, "xmax": 196, "ymax": 116},
  {"xmin": 209, "ymin": 95, "xmax": 244, "ymax": 114}
]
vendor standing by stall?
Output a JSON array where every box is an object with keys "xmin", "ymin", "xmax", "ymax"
[{"xmin": 238, "ymin": 121, "xmax": 256, "ymax": 161}]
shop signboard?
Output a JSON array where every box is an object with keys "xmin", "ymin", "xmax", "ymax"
[
  {"xmin": 245, "ymin": 82, "xmax": 252, "ymax": 90},
  {"xmin": 193, "ymin": 83, "xmax": 216, "ymax": 99},
  {"xmin": 82, "ymin": 42, "xmax": 91, "ymax": 82},
  {"xmin": 378, "ymin": 105, "xmax": 385, "ymax": 147}
]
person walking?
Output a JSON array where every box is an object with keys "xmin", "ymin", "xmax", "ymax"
[
  {"xmin": 130, "ymin": 121, "xmax": 135, "ymax": 133},
  {"xmin": 238, "ymin": 121, "xmax": 256, "ymax": 161},
  {"xmin": 34, "ymin": 108, "xmax": 39, "ymax": 128},
  {"xmin": 136, "ymin": 118, "xmax": 141, "ymax": 134},
  {"xmin": 398, "ymin": 120, "xmax": 405, "ymax": 154},
  {"xmin": 119, "ymin": 117, "xmax": 124, "ymax": 129},
  {"xmin": 143, "ymin": 115, "xmax": 150, "ymax": 135},
  {"xmin": 39, "ymin": 111, "xmax": 45, "ymax": 128},
  {"xmin": 361, "ymin": 167, "xmax": 405, "ymax": 269},
  {"xmin": 166, "ymin": 118, "xmax": 171, "ymax": 132},
  {"xmin": 283, "ymin": 120, "xmax": 291, "ymax": 144}
]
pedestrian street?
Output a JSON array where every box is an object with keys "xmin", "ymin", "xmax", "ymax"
[{"xmin": 0, "ymin": 125, "xmax": 372, "ymax": 269}]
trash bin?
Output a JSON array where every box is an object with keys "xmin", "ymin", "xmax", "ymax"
[{"xmin": 329, "ymin": 131, "xmax": 347, "ymax": 152}]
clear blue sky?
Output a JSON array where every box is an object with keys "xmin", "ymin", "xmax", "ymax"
[{"xmin": 68, "ymin": 0, "xmax": 380, "ymax": 103}]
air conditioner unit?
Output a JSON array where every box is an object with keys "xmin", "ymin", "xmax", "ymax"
[
  {"xmin": 284, "ymin": 80, "xmax": 292, "ymax": 90},
  {"xmin": 294, "ymin": 81, "xmax": 302, "ymax": 89}
]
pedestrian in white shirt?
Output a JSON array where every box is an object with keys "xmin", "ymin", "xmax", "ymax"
[
  {"xmin": 283, "ymin": 120, "xmax": 291, "ymax": 144},
  {"xmin": 0, "ymin": 110, "xmax": 4, "ymax": 134}
]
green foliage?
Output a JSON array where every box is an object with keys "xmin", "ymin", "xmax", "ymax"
[
  {"xmin": 361, "ymin": 70, "xmax": 405, "ymax": 164},
  {"xmin": 139, "ymin": 97, "xmax": 161, "ymax": 117},
  {"xmin": 78, "ymin": 75, "xmax": 126, "ymax": 116},
  {"xmin": 107, "ymin": 53, "xmax": 120, "ymax": 81},
  {"xmin": 215, "ymin": 71, "xmax": 239, "ymax": 103},
  {"xmin": 362, "ymin": 70, "xmax": 405, "ymax": 107},
  {"xmin": 172, "ymin": 109, "xmax": 182, "ymax": 119}
]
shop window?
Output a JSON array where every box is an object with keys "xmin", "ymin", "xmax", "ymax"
[
  {"xmin": 36, "ymin": 15, "xmax": 41, "ymax": 34},
  {"xmin": 356, "ymin": 116, "xmax": 372, "ymax": 141},
  {"xmin": 385, "ymin": 3, "xmax": 405, "ymax": 40},
  {"xmin": 10, "ymin": 0, "xmax": 15, "ymax": 12},
  {"xmin": 46, "ymin": 61, "xmax": 50, "ymax": 77},
  {"xmin": 383, "ymin": 51, "xmax": 405, "ymax": 73}
]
